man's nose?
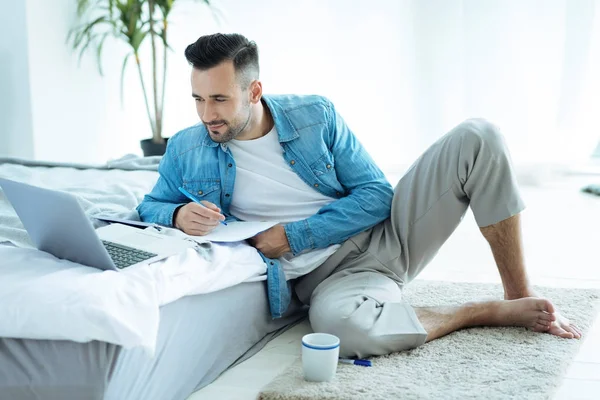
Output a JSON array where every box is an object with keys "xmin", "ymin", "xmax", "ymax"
[{"xmin": 202, "ymin": 103, "xmax": 217, "ymax": 122}]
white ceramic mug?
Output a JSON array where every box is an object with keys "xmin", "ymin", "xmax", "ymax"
[{"xmin": 301, "ymin": 333, "xmax": 340, "ymax": 382}]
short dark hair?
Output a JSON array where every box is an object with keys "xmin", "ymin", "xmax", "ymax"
[{"xmin": 184, "ymin": 33, "xmax": 259, "ymax": 87}]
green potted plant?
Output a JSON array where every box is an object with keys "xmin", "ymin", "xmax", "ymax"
[{"xmin": 69, "ymin": 0, "xmax": 216, "ymax": 156}]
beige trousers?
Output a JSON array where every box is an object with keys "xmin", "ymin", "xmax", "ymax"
[{"xmin": 294, "ymin": 119, "xmax": 526, "ymax": 358}]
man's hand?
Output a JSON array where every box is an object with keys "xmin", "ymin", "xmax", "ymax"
[
  {"xmin": 248, "ymin": 224, "xmax": 291, "ymax": 258},
  {"xmin": 174, "ymin": 201, "xmax": 225, "ymax": 236}
]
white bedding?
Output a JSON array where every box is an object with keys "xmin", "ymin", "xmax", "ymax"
[{"xmin": 0, "ymin": 158, "xmax": 267, "ymax": 354}]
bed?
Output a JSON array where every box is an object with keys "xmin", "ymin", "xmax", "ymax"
[{"xmin": 0, "ymin": 157, "xmax": 305, "ymax": 400}]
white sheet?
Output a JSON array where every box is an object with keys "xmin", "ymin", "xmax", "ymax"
[
  {"xmin": 0, "ymin": 241, "xmax": 266, "ymax": 354},
  {"xmin": 0, "ymin": 159, "xmax": 268, "ymax": 354},
  {"xmin": 151, "ymin": 240, "xmax": 266, "ymax": 306},
  {"xmin": 0, "ymin": 163, "xmax": 158, "ymax": 248}
]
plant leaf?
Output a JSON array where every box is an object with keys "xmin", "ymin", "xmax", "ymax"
[
  {"xmin": 130, "ymin": 28, "xmax": 149, "ymax": 52},
  {"xmin": 96, "ymin": 32, "xmax": 110, "ymax": 75},
  {"xmin": 68, "ymin": 0, "xmax": 220, "ymax": 140},
  {"xmin": 120, "ymin": 52, "xmax": 133, "ymax": 104}
]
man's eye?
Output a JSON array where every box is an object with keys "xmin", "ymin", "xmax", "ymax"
[{"xmin": 215, "ymin": 98, "xmax": 226, "ymax": 103}]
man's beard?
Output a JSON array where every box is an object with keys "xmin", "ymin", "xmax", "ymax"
[{"xmin": 207, "ymin": 105, "xmax": 252, "ymax": 143}]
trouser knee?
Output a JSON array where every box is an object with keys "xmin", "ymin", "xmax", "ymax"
[{"xmin": 455, "ymin": 118, "xmax": 507, "ymax": 156}]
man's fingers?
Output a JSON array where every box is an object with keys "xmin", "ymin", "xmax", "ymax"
[
  {"xmin": 185, "ymin": 221, "xmax": 218, "ymax": 236},
  {"xmin": 187, "ymin": 203, "xmax": 225, "ymax": 221},
  {"xmin": 189, "ymin": 214, "xmax": 220, "ymax": 225},
  {"xmin": 188, "ymin": 217, "xmax": 219, "ymax": 228},
  {"xmin": 201, "ymin": 200, "xmax": 222, "ymax": 212}
]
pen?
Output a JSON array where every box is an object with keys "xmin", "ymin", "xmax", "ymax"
[
  {"xmin": 177, "ymin": 187, "xmax": 227, "ymax": 225},
  {"xmin": 339, "ymin": 358, "xmax": 372, "ymax": 367}
]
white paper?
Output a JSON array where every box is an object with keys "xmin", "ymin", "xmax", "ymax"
[
  {"xmin": 96, "ymin": 217, "xmax": 278, "ymax": 243},
  {"xmin": 197, "ymin": 221, "xmax": 278, "ymax": 242}
]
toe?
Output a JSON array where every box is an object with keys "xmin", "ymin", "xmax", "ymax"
[
  {"xmin": 549, "ymin": 324, "xmax": 575, "ymax": 339},
  {"xmin": 560, "ymin": 331, "xmax": 575, "ymax": 339},
  {"xmin": 556, "ymin": 328, "xmax": 575, "ymax": 339},
  {"xmin": 568, "ymin": 324, "xmax": 582, "ymax": 339}
]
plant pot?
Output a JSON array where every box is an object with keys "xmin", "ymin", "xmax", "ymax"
[{"xmin": 140, "ymin": 138, "xmax": 168, "ymax": 157}]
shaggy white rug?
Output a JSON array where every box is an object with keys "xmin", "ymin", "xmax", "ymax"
[{"xmin": 258, "ymin": 281, "xmax": 600, "ymax": 400}]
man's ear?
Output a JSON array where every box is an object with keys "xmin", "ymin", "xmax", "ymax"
[{"xmin": 249, "ymin": 80, "xmax": 262, "ymax": 104}]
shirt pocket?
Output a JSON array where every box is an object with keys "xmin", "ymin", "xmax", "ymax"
[
  {"xmin": 182, "ymin": 179, "xmax": 221, "ymax": 205},
  {"xmin": 309, "ymin": 152, "xmax": 344, "ymax": 195},
  {"xmin": 309, "ymin": 151, "xmax": 335, "ymax": 177}
]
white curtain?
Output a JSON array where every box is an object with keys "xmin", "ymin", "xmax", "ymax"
[{"xmin": 383, "ymin": 0, "xmax": 600, "ymax": 171}]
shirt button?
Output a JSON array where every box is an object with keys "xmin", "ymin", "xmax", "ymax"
[
  {"xmin": 197, "ymin": 190, "xmax": 203, "ymax": 195},
  {"xmin": 290, "ymin": 160, "xmax": 296, "ymax": 165},
  {"xmin": 225, "ymin": 194, "xmax": 230, "ymax": 197},
  {"xmin": 228, "ymin": 163, "xmax": 232, "ymax": 167},
  {"xmin": 326, "ymin": 164, "xmax": 332, "ymax": 169},
  {"xmin": 314, "ymin": 183, "xmax": 319, "ymax": 188}
]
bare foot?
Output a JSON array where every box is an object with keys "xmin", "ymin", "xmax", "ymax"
[
  {"xmin": 505, "ymin": 291, "xmax": 582, "ymax": 339},
  {"xmin": 496, "ymin": 298, "xmax": 582, "ymax": 339},
  {"xmin": 494, "ymin": 297, "xmax": 556, "ymax": 332}
]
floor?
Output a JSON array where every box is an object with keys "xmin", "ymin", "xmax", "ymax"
[{"xmin": 190, "ymin": 175, "xmax": 600, "ymax": 400}]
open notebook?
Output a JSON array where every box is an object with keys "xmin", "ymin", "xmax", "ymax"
[{"xmin": 95, "ymin": 216, "xmax": 278, "ymax": 242}]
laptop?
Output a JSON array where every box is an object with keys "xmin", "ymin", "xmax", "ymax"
[{"xmin": 0, "ymin": 177, "xmax": 196, "ymax": 271}]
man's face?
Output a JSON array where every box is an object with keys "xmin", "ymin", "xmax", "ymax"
[{"xmin": 191, "ymin": 61, "xmax": 252, "ymax": 143}]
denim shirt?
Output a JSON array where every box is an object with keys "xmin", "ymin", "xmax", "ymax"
[{"xmin": 137, "ymin": 94, "xmax": 393, "ymax": 318}]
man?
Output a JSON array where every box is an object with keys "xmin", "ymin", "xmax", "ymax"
[{"xmin": 137, "ymin": 33, "xmax": 581, "ymax": 358}]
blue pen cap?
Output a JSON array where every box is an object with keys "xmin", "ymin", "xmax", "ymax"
[{"xmin": 355, "ymin": 359, "xmax": 372, "ymax": 367}]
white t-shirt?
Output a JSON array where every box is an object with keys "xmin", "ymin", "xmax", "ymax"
[{"xmin": 227, "ymin": 127, "xmax": 340, "ymax": 279}]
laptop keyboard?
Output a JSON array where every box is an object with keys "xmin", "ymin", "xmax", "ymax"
[{"xmin": 101, "ymin": 240, "xmax": 157, "ymax": 269}]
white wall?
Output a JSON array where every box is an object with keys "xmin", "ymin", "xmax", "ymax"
[
  {"xmin": 118, "ymin": 0, "xmax": 600, "ymax": 169},
  {"xmin": 0, "ymin": 0, "xmax": 426, "ymax": 166},
  {"xmin": 0, "ymin": 0, "xmax": 34, "ymax": 159},
  {"xmin": 25, "ymin": 0, "xmax": 120, "ymax": 163},
  {"xmin": 157, "ymin": 0, "xmax": 423, "ymax": 169},
  {"xmin": 3, "ymin": 0, "xmax": 600, "ymax": 169},
  {"xmin": 1, "ymin": 0, "xmax": 143, "ymax": 163}
]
